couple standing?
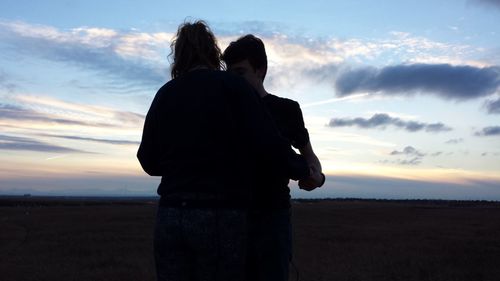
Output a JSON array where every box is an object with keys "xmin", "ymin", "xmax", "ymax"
[{"xmin": 138, "ymin": 20, "xmax": 324, "ymax": 281}]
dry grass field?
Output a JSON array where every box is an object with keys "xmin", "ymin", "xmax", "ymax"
[{"xmin": 1, "ymin": 197, "xmax": 500, "ymax": 281}]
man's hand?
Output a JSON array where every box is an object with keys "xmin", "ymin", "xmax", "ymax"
[{"xmin": 298, "ymin": 166, "xmax": 325, "ymax": 191}]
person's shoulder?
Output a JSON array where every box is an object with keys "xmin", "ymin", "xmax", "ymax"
[
  {"xmin": 184, "ymin": 69, "xmax": 249, "ymax": 89},
  {"xmin": 158, "ymin": 81, "xmax": 171, "ymax": 90},
  {"xmin": 215, "ymin": 70, "xmax": 249, "ymax": 86},
  {"xmin": 151, "ymin": 80, "xmax": 176, "ymax": 104},
  {"xmin": 216, "ymin": 71, "xmax": 259, "ymax": 97},
  {"xmin": 265, "ymin": 94, "xmax": 300, "ymax": 109},
  {"xmin": 156, "ymin": 69, "xmax": 218, "ymax": 92}
]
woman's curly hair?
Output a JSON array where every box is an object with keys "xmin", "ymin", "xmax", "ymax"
[{"xmin": 169, "ymin": 20, "xmax": 223, "ymax": 79}]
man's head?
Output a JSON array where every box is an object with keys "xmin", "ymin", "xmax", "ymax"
[{"xmin": 222, "ymin": 35, "xmax": 268, "ymax": 91}]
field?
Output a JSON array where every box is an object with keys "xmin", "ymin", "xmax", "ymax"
[{"xmin": 1, "ymin": 197, "xmax": 500, "ymax": 281}]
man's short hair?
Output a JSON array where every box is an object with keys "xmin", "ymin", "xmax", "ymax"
[{"xmin": 222, "ymin": 34, "xmax": 267, "ymax": 79}]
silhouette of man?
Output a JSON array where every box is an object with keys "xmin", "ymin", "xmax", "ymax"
[{"xmin": 223, "ymin": 35, "xmax": 325, "ymax": 281}]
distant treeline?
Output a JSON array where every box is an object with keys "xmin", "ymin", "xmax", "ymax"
[
  {"xmin": 1, "ymin": 195, "xmax": 499, "ymax": 207},
  {"xmin": 292, "ymin": 198, "xmax": 500, "ymax": 207},
  {"xmin": 0, "ymin": 196, "xmax": 158, "ymax": 207}
]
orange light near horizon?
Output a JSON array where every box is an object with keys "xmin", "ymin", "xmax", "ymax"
[
  {"xmin": 0, "ymin": 149, "xmax": 144, "ymax": 179},
  {"xmin": 323, "ymin": 163, "xmax": 500, "ymax": 186}
]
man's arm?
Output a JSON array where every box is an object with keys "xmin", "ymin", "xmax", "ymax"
[
  {"xmin": 298, "ymin": 142, "xmax": 325, "ymax": 191},
  {"xmin": 228, "ymin": 76, "xmax": 310, "ymax": 181},
  {"xmin": 286, "ymin": 100, "xmax": 324, "ymax": 190}
]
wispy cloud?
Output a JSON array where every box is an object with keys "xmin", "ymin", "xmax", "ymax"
[
  {"xmin": 1, "ymin": 95, "xmax": 145, "ymax": 130},
  {"xmin": 397, "ymin": 157, "xmax": 422, "ymax": 165},
  {"xmin": 0, "ymin": 69, "xmax": 18, "ymax": 92},
  {"xmin": 328, "ymin": 113, "xmax": 452, "ymax": 133},
  {"xmin": 475, "ymin": 126, "xmax": 500, "ymax": 136},
  {"xmin": 382, "ymin": 146, "xmax": 445, "ymax": 166},
  {"xmin": 0, "ymin": 21, "xmax": 168, "ymax": 88},
  {"xmin": 334, "ymin": 64, "xmax": 500, "ymax": 101},
  {"xmin": 301, "ymin": 94, "xmax": 368, "ymax": 108},
  {"xmin": 382, "ymin": 146, "xmax": 449, "ymax": 166},
  {"xmin": 0, "ymin": 103, "xmax": 95, "ymax": 126},
  {"xmin": 445, "ymin": 138, "xmax": 464, "ymax": 144},
  {"xmin": 387, "ymin": 146, "xmax": 425, "ymax": 165},
  {"xmin": 0, "ymin": 134, "xmax": 89, "ymax": 153},
  {"xmin": 44, "ymin": 134, "xmax": 140, "ymax": 145}
]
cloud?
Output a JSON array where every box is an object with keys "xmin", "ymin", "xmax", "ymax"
[
  {"xmin": 335, "ymin": 64, "xmax": 500, "ymax": 101},
  {"xmin": 0, "ymin": 21, "xmax": 168, "ymax": 89},
  {"xmin": 397, "ymin": 157, "xmax": 422, "ymax": 166},
  {"xmin": 482, "ymin": 152, "xmax": 500, "ymax": 157},
  {"xmin": 260, "ymin": 32, "xmax": 488, "ymax": 91},
  {"xmin": 1, "ymin": 96, "xmax": 145, "ymax": 130},
  {"xmin": 379, "ymin": 156, "xmax": 423, "ymax": 166},
  {"xmin": 0, "ymin": 134, "xmax": 88, "ymax": 153},
  {"xmin": 328, "ymin": 113, "xmax": 452, "ymax": 133},
  {"xmin": 390, "ymin": 146, "xmax": 425, "ymax": 157},
  {"xmin": 469, "ymin": 0, "xmax": 500, "ymax": 9},
  {"xmin": 445, "ymin": 138, "xmax": 464, "ymax": 144},
  {"xmin": 0, "ymin": 69, "xmax": 18, "ymax": 92},
  {"xmin": 1, "ymin": 20, "xmax": 494, "ymax": 96},
  {"xmin": 2, "ymin": 20, "xmax": 486, "ymax": 92},
  {"xmin": 220, "ymin": 24, "xmax": 485, "ymax": 66},
  {"xmin": 0, "ymin": 103, "xmax": 115, "ymax": 128},
  {"xmin": 485, "ymin": 98, "xmax": 500, "ymax": 114},
  {"xmin": 45, "ymin": 134, "xmax": 140, "ymax": 145},
  {"xmin": 383, "ymin": 146, "xmax": 428, "ymax": 166},
  {"xmin": 0, "ymin": 103, "xmax": 94, "ymax": 126},
  {"xmin": 475, "ymin": 126, "xmax": 500, "ymax": 136},
  {"xmin": 112, "ymin": 111, "xmax": 145, "ymax": 126}
]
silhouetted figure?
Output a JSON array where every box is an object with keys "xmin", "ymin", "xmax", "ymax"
[
  {"xmin": 137, "ymin": 21, "xmax": 310, "ymax": 281},
  {"xmin": 223, "ymin": 35, "xmax": 325, "ymax": 281}
]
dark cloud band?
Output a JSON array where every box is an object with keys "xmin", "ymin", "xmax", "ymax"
[
  {"xmin": 475, "ymin": 126, "xmax": 500, "ymax": 136},
  {"xmin": 328, "ymin": 113, "xmax": 452, "ymax": 133},
  {"xmin": 485, "ymin": 98, "xmax": 500, "ymax": 114},
  {"xmin": 335, "ymin": 64, "xmax": 500, "ymax": 101},
  {"xmin": 0, "ymin": 134, "xmax": 88, "ymax": 153}
]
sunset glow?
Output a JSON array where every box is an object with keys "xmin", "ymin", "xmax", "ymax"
[{"xmin": 1, "ymin": 0, "xmax": 499, "ymax": 199}]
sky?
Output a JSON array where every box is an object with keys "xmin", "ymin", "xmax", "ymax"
[{"xmin": 1, "ymin": 0, "xmax": 499, "ymax": 200}]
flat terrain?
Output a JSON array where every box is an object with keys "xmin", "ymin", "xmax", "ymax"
[{"xmin": 1, "ymin": 197, "xmax": 500, "ymax": 281}]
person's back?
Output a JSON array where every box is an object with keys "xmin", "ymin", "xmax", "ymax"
[{"xmin": 142, "ymin": 68, "xmax": 264, "ymax": 205}]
